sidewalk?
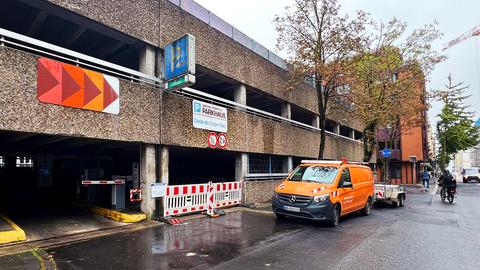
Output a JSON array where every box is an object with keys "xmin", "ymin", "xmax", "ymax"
[{"xmin": 0, "ymin": 249, "xmax": 56, "ymax": 270}]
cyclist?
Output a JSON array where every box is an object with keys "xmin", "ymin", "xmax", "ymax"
[{"xmin": 438, "ymin": 170, "xmax": 456, "ymax": 201}]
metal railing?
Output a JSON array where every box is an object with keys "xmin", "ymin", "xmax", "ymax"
[
  {"xmin": 0, "ymin": 27, "xmax": 362, "ymax": 144},
  {"xmin": 244, "ymin": 173, "xmax": 289, "ymax": 181},
  {"xmin": 0, "ymin": 27, "xmax": 161, "ymax": 87},
  {"xmin": 178, "ymin": 87, "xmax": 363, "ymax": 144}
]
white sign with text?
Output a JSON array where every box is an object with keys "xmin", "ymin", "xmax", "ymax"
[{"xmin": 192, "ymin": 100, "xmax": 228, "ymax": 133}]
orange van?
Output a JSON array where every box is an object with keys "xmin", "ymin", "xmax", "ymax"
[{"xmin": 272, "ymin": 160, "xmax": 374, "ymax": 227}]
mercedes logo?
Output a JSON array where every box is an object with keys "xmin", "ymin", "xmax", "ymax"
[{"xmin": 289, "ymin": 196, "xmax": 296, "ymax": 203}]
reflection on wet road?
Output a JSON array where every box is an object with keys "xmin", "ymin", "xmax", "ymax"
[
  {"xmin": 48, "ymin": 211, "xmax": 305, "ymax": 270},
  {"xmin": 3, "ymin": 183, "xmax": 480, "ymax": 270}
]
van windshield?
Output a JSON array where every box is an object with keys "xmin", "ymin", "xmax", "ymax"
[{"xmin": 288, "ymin": 166, "xmax": 339, "ymax": 184}]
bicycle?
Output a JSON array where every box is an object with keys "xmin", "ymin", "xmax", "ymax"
[{"xmin": 439, "ymin": 184, "xmax": 456, "ymax": 203}]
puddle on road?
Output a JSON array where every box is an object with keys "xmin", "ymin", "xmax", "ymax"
[{"xmin": 46, "ymin": 210, "xmax": 306, "ymax": 270}]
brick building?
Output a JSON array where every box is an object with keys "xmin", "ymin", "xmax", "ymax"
[{"xmin": 376, "ymin": 86, "xmax": 429, "ymax": 184}]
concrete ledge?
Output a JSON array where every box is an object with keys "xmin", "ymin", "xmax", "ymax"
[
  {"xmin": 90, "ymin": 206, "xmax": 146, "ymax": 223},
  {"xmin": 0, "ymin": 213, "xmax": 26, "ymax": 245}
]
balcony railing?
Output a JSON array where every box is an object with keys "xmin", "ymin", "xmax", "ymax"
[{"xmin": 0, "ymin": 27, "xmax": 362, "ymax": 144}]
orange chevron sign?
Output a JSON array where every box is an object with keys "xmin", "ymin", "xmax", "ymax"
[{"xmin": 37, "ymin": 57, "xmax": 120, "ymax": 114}]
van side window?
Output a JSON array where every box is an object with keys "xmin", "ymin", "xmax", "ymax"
[{"xmin": 338, "ymin": 168, "xmax": 352, "ymax": 188}]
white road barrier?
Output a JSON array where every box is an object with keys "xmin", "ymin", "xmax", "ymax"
[{"xmin": 163, "ymin": 181, "xmax": 242, "ymax": 217}]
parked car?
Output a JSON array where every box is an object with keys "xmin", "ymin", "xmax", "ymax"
[
  {"xmin": 462, "ymin": 167, "xmax": 480, "ymax": 183},
  {"xmin": 272, "ymin": 160, "xmax": 374, "ymax": 227}
]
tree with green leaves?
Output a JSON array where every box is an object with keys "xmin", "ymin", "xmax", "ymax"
[
  {"xmin": 274, "ymin": 0, "xmax": 369, "ymax": 159},
  {"xmin": 348, "ymin": 19, "xmax": 445, "ymax": 162},
  {"xmin": 435, "ymin": 75, "xmax": 480, "ymax": 169}
]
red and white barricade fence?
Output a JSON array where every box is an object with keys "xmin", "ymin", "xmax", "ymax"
[
  {"xmin": 213, "ymin": 182, "xmax": 242, "ymax": 208},
  {"xmin": 163, "ymin": 183, "xmax": 209, "ymax": 217},
  {"xmin": 164, "ymin": 181, "xmax": 242, "ymax": 217}
]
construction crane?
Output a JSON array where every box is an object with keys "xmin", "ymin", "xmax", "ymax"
[{"xmin": 443, "ymin": 25, "xmax": 480, "ymax": 51}]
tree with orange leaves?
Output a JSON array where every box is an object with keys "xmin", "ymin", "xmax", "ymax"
[
  {"xmin": 274, "ymin": 0, "xmax": 369, "ymax": 159},
  {"xmin": 349, "ymin": 19, "xmax": 445, "ymax": 162}
]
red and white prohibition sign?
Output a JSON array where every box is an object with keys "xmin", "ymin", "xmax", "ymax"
[
  {"xmin": 207, "ymin": 132, "xmax": 228, "ymax": 149},
  {"xmin": 217, "ymin": 133, "xmax": 228, "ymax": 149},
  {"xmin": 207, "ymin": 132, "xmax": 218, "ymax": 148}
]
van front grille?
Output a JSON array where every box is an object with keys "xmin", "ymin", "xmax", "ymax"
[{"xmin": 278, "ymin": 193, "xmax": 312, "ymax": 206}]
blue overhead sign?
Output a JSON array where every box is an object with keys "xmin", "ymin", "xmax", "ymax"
[
  {"xmin": 164, "ymin": 34, "xmax": 196, "ymax": 82},
  {"xmin": 382, "ymin": 149, "xmax": 392, "ymax": 158}
]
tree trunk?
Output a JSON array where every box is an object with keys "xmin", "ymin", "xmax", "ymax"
[
  {"xmin": 319, "ymin": 114, "xmax": 326, "ymax": 159},
  {"xmin": 362, "ymin": 120, "xmax": 377, "ymax": 162},
  {"xmin": 316, "ymin": 79, "xmax": 326, "ymax": 160}
]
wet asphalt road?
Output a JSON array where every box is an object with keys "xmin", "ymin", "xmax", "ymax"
[{"xmin": 2, "ymin": 182, "xmax": 480, "ymax": 270}]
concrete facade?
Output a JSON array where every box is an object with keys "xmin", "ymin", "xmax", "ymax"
[{"xmin": 0, "ymin": 0, "xmax": 365, "ymax": 214}]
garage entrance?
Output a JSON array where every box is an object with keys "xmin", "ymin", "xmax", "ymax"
[
  {"xmin": 169, "ymin": 146, "xmax": 236, "ymax": 185},
  {"xmin": 0, "ymin": 131, "xmax": 141, "ymax": 242}
]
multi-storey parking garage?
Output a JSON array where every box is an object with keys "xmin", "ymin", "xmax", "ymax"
[{"xmin": 0, "ymin": 0, "xmax": 364, "ymax": 240}]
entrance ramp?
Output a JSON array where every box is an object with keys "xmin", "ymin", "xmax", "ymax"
[{"xmin": 0, "ymin": 213, "xmax": 26, "ymax": 245}]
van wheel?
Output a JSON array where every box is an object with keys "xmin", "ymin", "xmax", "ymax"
[
  {"xmin": 328, "ymin": 204, "xmax": 340, "ymax": 227},
  {"xmin": 360, "ymin": 198, "xmax": 372, "ymax": 216},
  {"xmin": 275, "ymin": 213, "xmax": 286, "ymax": 219}
]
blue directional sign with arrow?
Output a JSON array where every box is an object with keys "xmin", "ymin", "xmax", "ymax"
[{"xmin": 382, "ymin": 148, "xmax": 392, "ymax": 158}]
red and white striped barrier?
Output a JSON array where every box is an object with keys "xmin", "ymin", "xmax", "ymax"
[
  {"xmin": 214, "ymin": 182, "xmax": 242, "ymax": 208},
  {"xmin": 163, "ymin": 183, "xmax": 209, "ymax": 217},
  {"xmin": 163, "ymin": 181, "xmax": 242, "ymax": 217},
  {"xmin": 81, "ymin": 179, "xmax": 125, "ymax": 185}
]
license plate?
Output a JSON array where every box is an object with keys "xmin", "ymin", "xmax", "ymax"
[{"xmin": 283, "ymin": 206, "xmax": 300, "ymax": 212}]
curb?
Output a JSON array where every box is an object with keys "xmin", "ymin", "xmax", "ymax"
[
  {"xmin": 90, "ymin": 205, "xmax": 147, "ymax": 223},
  {"xmin": 0, "ymin": 213, "xmax": 26, "ymax": 245},
  {"xmin": 73, "ymin": 202, "xmax": 146, "ymax": 223}
]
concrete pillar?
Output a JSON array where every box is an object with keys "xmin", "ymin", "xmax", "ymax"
[
  {"xmin": 282, "ymin": 156, "xmax": 293, "ymax": 173},
  {"xmin": 139, "ymin": 45, "xmax": 156, "ymax": 83},
  {"xmin": 140, "ymin": 144, "xmax": 157, "ymax": 219},
  {"xmin": 334, "ymin": 124, "xmax": 340, "ymax": 134},
  {"xmin": 281, "ymin": 103, "xmax": 291, "ymax": 119},
  {"xmin": 235, "ymin": 153, "xmax": 248, "ymax": 182},
  {"xmin": 158, "ymin": 146, "xmax": 169, "ymax": 218},
  {"xmin": 312, "ymin": 115, "xmax": 320, "ymax": 128},
  {"xmin": 159, "ymin": 146, "xmax": 169, "ymax": 184},
  {"xmin": 349, "ymin": 129, "xmax": 355, "ymax": 139},
  {"xmin": 155, "ymin": 49, "xmax": 164, "ymax": 79},
  {"xmin": 235, "ymin": 153, "xmax": 248, "ymax": 204},
  {"xmin": 234, "ymin": 84, "xmax": 247, "ymax": 106}
]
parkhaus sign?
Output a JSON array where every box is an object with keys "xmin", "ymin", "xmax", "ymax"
[{"xmin": 192, "ymin": 100, "xmax": 227, "ymax": 133}]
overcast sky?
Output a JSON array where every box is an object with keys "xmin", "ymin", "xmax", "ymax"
[{"xmin": 195, "ymin": 0, "xmax": 480, "ymax": 127}]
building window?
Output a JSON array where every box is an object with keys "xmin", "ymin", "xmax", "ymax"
[
  {"xmin": 16, "ymin": 156, "xmax": 34, "ymax": 168},
  {"xmin": 389, "ymin": 162, "xmax": 401, "ymax": 179},
  {"xmin": 248, "ymin": 154, "xmax": 284, "ymax": 174}
]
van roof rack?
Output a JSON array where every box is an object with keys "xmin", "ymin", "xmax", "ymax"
[
  {"xmin": 301, "ymin": 160, "xmax": 342, "ymax": 165},
  {"xmin": 301, "ymin": 160, "xmax": 370, "ymax": 165}
]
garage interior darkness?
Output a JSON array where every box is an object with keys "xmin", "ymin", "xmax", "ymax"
[
  {"xmin": 169, "ymin": 146, "xmax": 236, "ymax": 185},
  {"xmin": 0, "ymin": 131, "xmax": 140, "ymax": 239}
]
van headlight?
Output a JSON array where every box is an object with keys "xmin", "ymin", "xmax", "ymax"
[{"xmin": 313, "ymin": 194, "xmax": 330, "ymax": 203}]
